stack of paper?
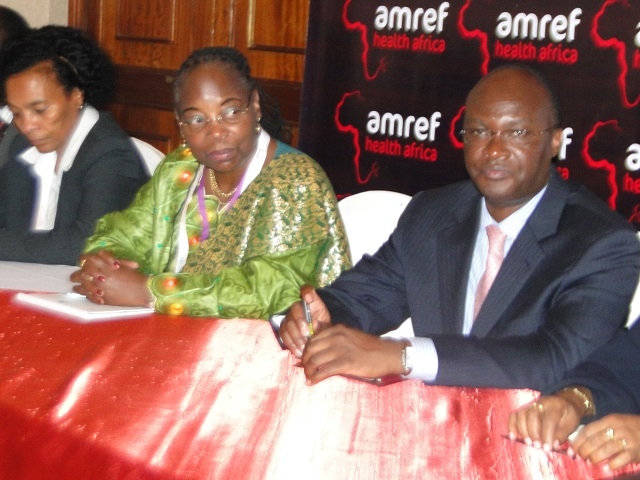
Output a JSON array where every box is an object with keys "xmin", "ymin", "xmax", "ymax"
[{"xmin": 15, "ymin": 292, "xmax": 154, "ymax": 322}]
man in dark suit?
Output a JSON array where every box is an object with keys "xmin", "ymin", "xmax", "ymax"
[{"xmin": 279, "ymin": 64, "xmax": 640, "ymax": 391}]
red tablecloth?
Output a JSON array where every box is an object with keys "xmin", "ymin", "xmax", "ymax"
[{"xmin": 0, "ymin": 290, "xmax": 637, "ymax": 480}]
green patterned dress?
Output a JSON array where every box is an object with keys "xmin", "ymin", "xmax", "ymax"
[{"xmin": 84, "ymin": 141, "xmax": 351, "ymax": 319}]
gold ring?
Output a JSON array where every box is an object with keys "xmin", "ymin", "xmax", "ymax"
[
  {"xmin": 79, "ymin": 259, "xmax": 86, "ymax": 267},
  {"xmin": 605, "ymin": 428, "xmax": 615, "ymax": 441},
  {"xmin": 620, "ymin": 438, "xmax": 627, "ymax": 450},
  {"xmin": 529, "ymin": 402, "xmax": 544, "ymax": 412}
]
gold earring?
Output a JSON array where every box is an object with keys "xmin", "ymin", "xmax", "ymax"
[
  {"xmin": 255, "ymin": 118, "xmax": 262, "ymax": 133},
  {"xmin": 180, "ymin": 136, "xmax": 187, "ymax": 148}
]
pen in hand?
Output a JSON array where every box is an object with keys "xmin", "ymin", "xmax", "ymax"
[{"xmin": 303, "ymin": 300, "xmax": 314, "ymax": 336}]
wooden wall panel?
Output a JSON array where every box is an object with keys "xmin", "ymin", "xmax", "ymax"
[
  {"xmin": 109, "ymin": 103, "xmax": 177, "ymax": 153},
  {"xmin": 69, "ymin": 0, "xmax": 309, "ymax": 151},
  {"xmin": 233, "ymin": 0, "xmax": 308, "ymax": 82},
  {"xmin": 115, "ymin": 0, "xmax": 176, "ymax": 42},
  {"xmin": 97, "ymin": 0, "xmax": 215, "ymax": 69},
  {"xmin": 250, "ymin": 0, "xmax": 307, "ymax": 53}
]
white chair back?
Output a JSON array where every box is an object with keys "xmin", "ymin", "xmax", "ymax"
[
  {"xmin": 338, "ymin": 190, "xmax": 411, "ymax": 264},
  {"xmin": 338, "ymin": 190, "xmax": 414, "ymax": 338},
  {"xmin": 131, "ymin": 137, "xmax": 164, "ymax": 175}
]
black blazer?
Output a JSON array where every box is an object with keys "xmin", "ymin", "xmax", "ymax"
[
  {"xmin": 0, "ymin": 112, "xmax": 149, "ymax": 265},
  {"xmin": 320, "ymin": 171, "xmax": 640, "ymax": 391}
]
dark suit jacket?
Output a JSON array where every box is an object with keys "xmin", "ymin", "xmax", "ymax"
[
  {"xmin": 320, "ymin": 171, "xmax": 640, "ymax": 391},
  {"xmin": 0, "ymin": 112, "xmax": 149, "ymax": 265},
  {"xmin": 0, "ymin": 123, "xmax": 19, "ymax": 170},
  {"xmin": 542, "ymin": 323, "xmax": 640, "ymax": 420}
]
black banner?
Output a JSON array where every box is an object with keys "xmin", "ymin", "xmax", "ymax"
[{"xmin": 299, "ymin": 0, "xmax": 640, "ymax": 225}]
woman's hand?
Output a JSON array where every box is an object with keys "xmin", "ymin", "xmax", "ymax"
[
  {"xmin": 571, "ymin": 414, "xmax": 640, "ymax": 471},
  {"xmin": 507, "ymin": 392, "xmax": 583, "ymax": 452},
  {"xmin": 71, "ymin": 250, "xmax": 153, "ymax": 307}
]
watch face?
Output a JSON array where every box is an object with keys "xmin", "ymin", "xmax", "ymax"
[
  {"xmin": 405, "ymin": 346, "xmax": 414, "ymax": 372},
  {"xmin": 402, "ymin": 345, "xmax": 414, "ymax": 375}
]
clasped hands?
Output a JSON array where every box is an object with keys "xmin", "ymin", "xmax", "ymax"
[
  {"xmin": 508, "ymin": 393, "xmax": 640, "ymax": 471},
  {"xmin": 279, "ymin": 285, "xmax": 407, "ymax": 385},
  {"xmin": 71, "ymin": 250, "xmax": 153, "ymax": 308}
]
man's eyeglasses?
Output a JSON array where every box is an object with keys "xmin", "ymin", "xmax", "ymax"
[
  {"xmin": 179, "ymin": 105, "xmax": 250, "ymax": 134},
  {"xmin": 458, "ymin": 125, "xmax": 559, "ymax": 146}
]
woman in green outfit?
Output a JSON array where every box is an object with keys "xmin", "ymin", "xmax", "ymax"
[{"xmin": 71, "ymin": 47, "xmax": 351, "ymax": 319}]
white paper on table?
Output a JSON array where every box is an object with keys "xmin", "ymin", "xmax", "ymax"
[
  {"xmin": 0, "ymin": 261, "xmax": 76, "ymax": 293},
  {"xmin": 14, "ymin": 292, "xmax": 154, "ymax": 322}
]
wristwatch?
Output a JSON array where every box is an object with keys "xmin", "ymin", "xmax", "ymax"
[
  {"xmin": 561, "ymin": 386, "xmax": 596, "ymax": 417},
  {"xmin": 402, "ymin": 343, "xmax": 414, "ymax": 376}
]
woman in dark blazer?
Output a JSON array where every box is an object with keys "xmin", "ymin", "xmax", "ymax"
[
  {"xmin": 508, "ymin": 321, "xmax": 640, "ymax": 471},
  {"xmin": 0, "ymin": 26, "xmax": 148, "ymax": 265}
]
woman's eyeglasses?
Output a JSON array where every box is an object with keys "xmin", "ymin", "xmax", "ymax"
[{"xmin": 179, "ymin": 105, "xmax": 250, "ymax": 134}]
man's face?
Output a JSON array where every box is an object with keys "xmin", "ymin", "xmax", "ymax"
[{"xmin": 462, "ymin": 70, "xmax": 563, "ymax": 222}]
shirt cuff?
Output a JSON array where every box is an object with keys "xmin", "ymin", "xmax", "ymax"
[{"xmin": 404, "ymin": 336, "xmax": 438, "ymax": 382}]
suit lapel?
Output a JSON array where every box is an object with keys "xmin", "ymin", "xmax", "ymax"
[
  {"xmin": 437, "ymin": 194, "xmax": 481, "ymax": 334},
  {"xmin": 471, "ymin": 172, "xmax": 569, "ymax": 337}
]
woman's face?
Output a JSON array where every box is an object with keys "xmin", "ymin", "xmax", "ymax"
[
  {"xmin": 6, "ymin": 61, "xmax": 83, "ymax": 154},
  {"xmin": 175, "ymin": 63, "xmax": 261, "ymax": 175}
]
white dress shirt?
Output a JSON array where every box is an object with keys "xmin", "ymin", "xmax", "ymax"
[{"xmin": 0, "ymin": 106, "xmax": 13, "ymax": 124}]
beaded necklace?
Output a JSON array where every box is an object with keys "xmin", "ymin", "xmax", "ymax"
[
  {"xmin": 206, "ymin": 169, "xmax": 237, "ymax": 201},
  {"xmin": 196, "ymin": 129, "xmax": 270, "ymax": 239}
]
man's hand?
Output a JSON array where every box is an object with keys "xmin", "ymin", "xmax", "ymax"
[
  {"xmin": 71, "ymin": 250, "xmax": 152, "ymax": 307},
  {"xmin": 279, "ymin": 285, "xmax": 333, "ymax": 358},
  {"xmin": 279, "ymin": 286, "xmax": 408, "ymax": 385},
  {"xmin": 300, "ymin": 324, "xmax": 407, "ymax": 385}
]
